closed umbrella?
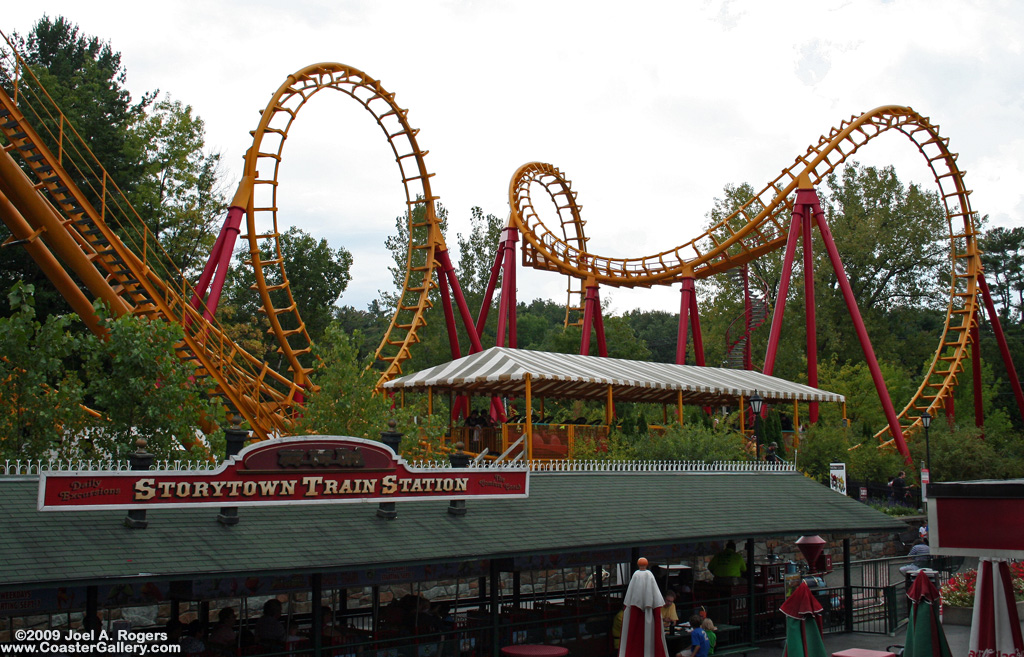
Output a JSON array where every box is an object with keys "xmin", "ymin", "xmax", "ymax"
[
  {"xmin": 619, "ymin": 558, "xmax": 670, "ymax": 657},
  {"xmin": 969, "ymin": 558, "xmax": 1024, "ymax": 657},
  {"xmin": 904, "ymin": 570, "xmax": 952, "ymax": 657},
  {"xmin": 780, "ymin": 581, "xmax": 827, "ymax": 657}
]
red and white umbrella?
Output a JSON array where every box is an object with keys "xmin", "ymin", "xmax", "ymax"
[
  {"xmin": 969, "ymin": 558, "xmax": 1024, "ymax": 657},
  {"xmin": 780, "ymin": 581, "xmax": 827, "ymax": 657},
  {"xmin": 619, "ymin": 558, "xmax": 670, "ymax": 657},
  {"xmin": 904, "ymin": 570, "xmax": 952, "ymax": 657}
]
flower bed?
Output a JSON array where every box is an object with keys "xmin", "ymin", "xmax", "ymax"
[{"xmin": 940, "ymin": 562, "xmax": 1024, "ymax": 607}]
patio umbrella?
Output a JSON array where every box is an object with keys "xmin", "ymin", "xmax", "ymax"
[
  {"xmin": 780, "ymin": 581, "xmax": 827, "ymax": 657},
  {"xmin": 904, "ymin": 570, "xmax": 952, "ymax": 657},
  {"xmin": 969, "ymin": 558, "xmax": 1024, "ymax": 657},
  {"xmin": 619, "ymin": 558, "xmax": 670, "ymax": 657}
]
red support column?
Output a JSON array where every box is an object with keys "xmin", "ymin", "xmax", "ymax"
[
  {"xmin": 496, "ymin": 227, "xmax": 518, "ymax": 348},
  {"xmin": 676, "ymin": 277, "xmax": 693, "ymax": 364},
  {"xmin": 763, "ymin": 205, "xmax": 804, "ymax": 376},
  {"xmin": 804, "ymin": 195, "xmax": 819, "ymax": 424},
  {"xmin": 435, "ymin": 266, "xmax": 467, "ymax": 420},
  {"xmin": 977, "ymin": 272, "xmax": 1024, "ymax": 423},
  {"xmin": 971, "ymin": 318, "xmax": 984, "ymax": 429},
  {"xmin": 436, "ymin": 249, "xmax": 483, "ymax": 353},
  {"xmin": 475, "ymin": 237, "xmax": 506, "ymax": 336},
  {"xmin": 689, "ymin": 283, "xmax": 706, "ymax": 367},
  {"xmin": 580, "ymin": 280, "xmax": 598, "ymax": 356},
  {"xmin": 810, "ymin": 192, "xmax": 910, "ymax": 462},
  {"xmin": 190, "ymin": 205, "xmax": 245, "ymax": 320},
  {"xmin": 436, "ymin": 267, "xmax": 461, "ymax": 359},
  {"xmin": 593, "ymin": 286, "xmax": 608, "ymax": 357}
]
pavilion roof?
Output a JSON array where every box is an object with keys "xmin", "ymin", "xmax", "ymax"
[{"xmin": 383, "ymin": 347, "xmax": 844, "ymax": 405}]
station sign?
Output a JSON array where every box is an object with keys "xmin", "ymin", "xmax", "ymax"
[{"xmin": 37, "ymin": 436, "xmax": 529, "ymax": 511}]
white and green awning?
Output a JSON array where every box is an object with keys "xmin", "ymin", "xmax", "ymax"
[{"xmin": 382, "ymin": 347, "xmax": 844, "ymax": 406}]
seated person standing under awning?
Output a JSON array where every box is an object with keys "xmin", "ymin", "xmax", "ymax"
[{"xmin": 708, "ymin": 541, "xmax": 747, "ymax": 585}]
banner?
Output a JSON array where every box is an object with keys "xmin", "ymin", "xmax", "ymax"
[
  {"xmin": 829, "ymin": 462, "xmax": 847, "ymax": 495},
  {"xmin": 39, "ymin": 436, "xmax": 528, "ymax": 510}
]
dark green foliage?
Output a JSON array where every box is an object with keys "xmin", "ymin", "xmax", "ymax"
[
  {"xmin": 0, "ymin": 283, "xmax": 89, "ymax": 460},
  {"xmin": 81, "ymin": 304, "xmax": 222, "ymax": 459},
  {"xmin": 762, "ymin": 409, "xmax": 784, "ymax": 458},
  {"xmin": 220, "ymin": 226, "xmax": 353, "ymax": 361},
  {"xmin": 132, "ymin": 98, "xmax": 226, "ymax": 275},
  {"xmin": 0, "ymin": 283, "xmax": 220, "ymax": 461}
]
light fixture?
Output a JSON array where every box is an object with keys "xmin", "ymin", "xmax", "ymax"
[{"xmin": 749, "ymin": 391, "xmax": 764, "ymax": 415}]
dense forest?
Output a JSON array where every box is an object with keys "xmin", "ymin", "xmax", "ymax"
[{"xmin": 2, "ymin": 16, "xmax": 1023, "ymax": 490}]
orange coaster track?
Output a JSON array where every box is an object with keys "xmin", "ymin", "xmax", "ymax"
[
  {"xmin": 0, "ymin": 37, "xmax": 449, "ymax": 438},
  {"xmin": 0, "ymin": 24, "xmax": 987, "ymax": 447},
  {"xmin": 509, "ymin": 106, "xmax": 982, "ymax": 442},
  {"xmin": 229, "ymin": 63, "xmax": 448, "ymax": 392}
]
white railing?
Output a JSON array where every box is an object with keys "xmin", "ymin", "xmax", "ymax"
[
  {"xmin": 0, "ymin": 459, "xmax": 219, "ymax": 475},
  {"xmin": 2, "ymin": 457, "xmax": 794, "ymax": 476},
  {"xmin": 523, "ymin": 459, "xmax": 797, "ymax": 473}
]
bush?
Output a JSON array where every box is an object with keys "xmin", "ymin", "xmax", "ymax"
[{"xmin": 629, "ymin": 422, "xmax": 749, "ymax": 462}]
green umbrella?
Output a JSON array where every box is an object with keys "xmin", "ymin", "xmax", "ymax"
[
  {"xmin": 904, "ymin": 570, "xmax": 953, "ymax": 657},
  {"xmin": 781, "ymin": 582, "xmax": 828, "ymax": 657}
]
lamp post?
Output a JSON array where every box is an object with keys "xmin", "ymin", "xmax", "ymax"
[
  {"xmin": 750, "ymin": 391, "xmax": 764, "ymax": 460},
  {"xmin": 920, "ymin": 411, "xmax": 932, "ymax": 475}
]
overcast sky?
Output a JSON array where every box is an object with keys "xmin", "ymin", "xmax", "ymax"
[{"xmin": 6, "ymin": 0, "xmax": 1024, "ymax": 315}]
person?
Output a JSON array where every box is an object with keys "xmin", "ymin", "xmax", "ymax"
[
  {"xmin": 701, "ymin": 618, "xmax": 718, "ymax": 654},
  {"xmin": 179, "ymin": 620, "xmax": 205, "ymax": 656},
  {"xmin": 918, "ymin": 524, "xmax": 929, "ymax": 541},
  {"xmin": 708, "ymin": 541, "xmax": 747, "ymax": 584},
  {"xmin": 899, "ymin": 538, "xmax": 931, "ymax": 574},
  {"xmin": 677, "ymin": 614, "xmax": 710, "ymax": 657},
  {"xmin": 320, "ymin": 606, "xmax": 343, "ymax": 642},
  {"xmin": 255, "ymin": 598, "xmax": 286, "ymax": 648},
  {"xmin": 208, "ymin": 608, "xmax": 237, "ymax": 656},
  {"xmin": 764, "ymin": 442, "xmax": 781, "ymax": 463},
  {"xmin": 661, "ymin": 591, "xmax": 679, "ymax": 630},
  {"xmin": 892, "ymin": 471, "xmax": 907, "ymax": 505}
]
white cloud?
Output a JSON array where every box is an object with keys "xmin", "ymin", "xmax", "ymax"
[{"xmin": 5, "ymin": 0, "xmax": 1024, "ymax": 316}]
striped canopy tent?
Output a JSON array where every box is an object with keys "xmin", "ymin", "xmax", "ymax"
[{"xmin": 383, "ymin": 347, "xmax": 845, "ymax": 441}]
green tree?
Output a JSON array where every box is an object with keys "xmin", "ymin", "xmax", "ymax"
[
  {"xmin": 294, "ymin": 324, "xmax": 396, "ymax": 439},
  {"xmin": 0, "ymin": 283, "xmax": 89, "ymax": 460},
  {"xmin": 220, "ymin": 226, "xmax": 352, "ymax": 360},
  {"xmin": 293, "ymin": 322, "xmax": 448, "ymax": 455},
  {"xmin": 132, "ymin": 97, "xmax": 226, "ymax": 275},
  {"xmin": 8, "ymin": 15, "xmax": 154, "ymax": 194},
  {"xmin": 0, "ymin": 16, "xmax": 155, "ymax": 319},
  {"xmin": 979, "ymin": 225, "xmax": 1024, "ymax": 322},
  {"xmin": 82, "ymin": 306, "xmax": 220, "ymax": 459},
  {"xmin": 456, "ymin": 207, "xmax": 504, "ymax": 301}
]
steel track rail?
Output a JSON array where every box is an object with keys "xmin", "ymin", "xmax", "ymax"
[{"xmin": 509, "ymin": 106, "xmax": 980, "ymax": 442}]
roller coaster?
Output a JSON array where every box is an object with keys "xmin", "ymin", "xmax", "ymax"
[{"xmin": 0, "ymin": 31, "xmax": 1020, "ymax": 462}]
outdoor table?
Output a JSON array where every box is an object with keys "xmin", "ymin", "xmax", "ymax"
[
  {"xmin": 831, "ymin": 649, "xmax": 897, "ymax": 657},
  {"xmin": 500, "ymin": 645, "xmax": 570, "ymax": 657}
]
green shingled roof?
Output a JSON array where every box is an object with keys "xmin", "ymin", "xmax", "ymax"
[{"xmin": 0, "ymin": 470, "xmax": 904, "ymax": 591}]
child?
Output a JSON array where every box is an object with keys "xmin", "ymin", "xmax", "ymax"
[
  {"xmin": 701, "ymin": 618, "xmax": 718, "ymax": 654},
  {"xmin": 677, "ymin": 614, "xmax": 710, "ymax": 657}
]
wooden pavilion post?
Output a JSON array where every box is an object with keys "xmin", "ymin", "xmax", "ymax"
[
  {"xmin": 677, "ymin": 390, "xmax": 684, "ymax": 424},
  {"xmin": 739, "ymin": 395, "xmax": 746, "ymax": 434},
  {"xmin": 605, "ymin": 385, "xmax": 614, "ymax": 425},
  {"xmin": 525, "ymin": 373, "xmax": 533, "ymax": 460},
  {"xmin": 427, "ymin": 387, "xmax": 433, "ymax": 416}
]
